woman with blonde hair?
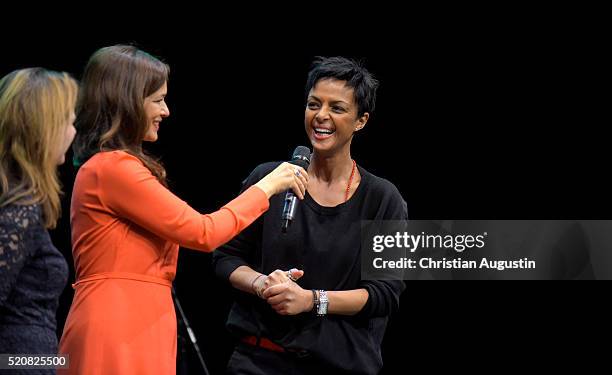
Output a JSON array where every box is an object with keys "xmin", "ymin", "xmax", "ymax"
[
  {"xmin": 0, "ymin": 68, "xmax": 78, "ymax": 366},
  {"xmin": 58, "ymin": 45, "xmax": 308, "ymax": 374}
]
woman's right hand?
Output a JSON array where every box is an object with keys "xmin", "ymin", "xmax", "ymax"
[
  {"xmin": 253, "ymin": 269, "xmax": 305, "ymax": 299},
  {"xmin": 255, "ymin": 162, "xmax": 308, "ymax": 199}
]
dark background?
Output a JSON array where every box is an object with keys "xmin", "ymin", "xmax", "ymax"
[{"xmin": 3, "ymin": 12, "xmax": 609, "ymax": 373}]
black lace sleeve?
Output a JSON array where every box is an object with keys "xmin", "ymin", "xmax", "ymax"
[{"xmin": 0, "ymin": 204, "xmax": 40, "ymax": 307}]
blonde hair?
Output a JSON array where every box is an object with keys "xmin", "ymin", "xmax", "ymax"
[{"xmin": 0, "ymin": 68, "xmax": 78, "ymax": 228}]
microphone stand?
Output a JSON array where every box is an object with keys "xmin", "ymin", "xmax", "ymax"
[{"xmin": 172, "ymin": 286, "xmax": 210, "ymax": 375}]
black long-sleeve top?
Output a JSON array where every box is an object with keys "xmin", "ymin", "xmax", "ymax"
[
  {"xmin": 0, "ymin": 202, "xmax": 68, "ymax": 365},
  {"xmin": 213, "ymin": 162, "xmax": 407, "ymax": 374}
]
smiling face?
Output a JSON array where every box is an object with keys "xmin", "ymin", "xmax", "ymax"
[
  {"xmin": 305, "ymin": 78, "xmax": 369, "ymax": 155},
  {"xmin": 143, "ymin": 82, "xmax": 170, "ymax": 142}
]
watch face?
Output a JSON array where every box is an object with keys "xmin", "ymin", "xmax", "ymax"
[{"xmin": 317, "ymin": 291, "xmax": 328, "ymax": 316}]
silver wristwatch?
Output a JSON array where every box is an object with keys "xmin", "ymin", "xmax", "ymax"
[{"xmin": 317, "ymin": 290, "xmax": 328, "ymax": 316}]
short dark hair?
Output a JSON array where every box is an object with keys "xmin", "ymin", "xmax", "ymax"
[{"xmin": 305, "ymin": 56, "xmax": 379, "ymax": 117}]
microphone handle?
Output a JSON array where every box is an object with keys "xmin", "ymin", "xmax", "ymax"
[{"xmin": 282, "ymin": 191, "xmax": 298, "ymax": 232}]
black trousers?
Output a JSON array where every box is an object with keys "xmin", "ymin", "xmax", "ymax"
[{"xmin": 226, "ymin": 342, "xmax": 338, "ymax": 375}]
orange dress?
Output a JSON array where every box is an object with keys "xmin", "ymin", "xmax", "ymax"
[{"xmin": 58, "ymin": 151, "xmax": 269, "ymax": 374}]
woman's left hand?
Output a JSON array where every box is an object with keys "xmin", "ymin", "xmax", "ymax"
[{"xmin": 262, "ymin": 280, "xmax": 313, "ymax": 315}]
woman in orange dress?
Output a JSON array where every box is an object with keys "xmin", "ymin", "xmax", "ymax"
[{"xmin": 57, "ymin": 45, "xmax": 308, "ymax": 375}]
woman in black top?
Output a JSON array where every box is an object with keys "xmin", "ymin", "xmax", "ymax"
[
  {"xmin": 0, "ymin": 68, "xmax": 77, "ymax": 372},
  {"xmin": 213, "ymin": 56, "xmax": 407, "ymax": 374}
]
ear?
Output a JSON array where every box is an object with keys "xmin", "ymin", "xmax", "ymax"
[{"xmin": 354, "ymin": 112, "xmax": 369, "ymax": 132}]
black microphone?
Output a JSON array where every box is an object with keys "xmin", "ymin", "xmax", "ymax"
[{"xmin": 281, "ymin": 146, "xmax": 311, "ymax": 232}]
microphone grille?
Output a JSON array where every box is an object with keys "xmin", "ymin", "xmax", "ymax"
[{"xmin": 291, "ymin": 146, "xmax": 311, "ymax": 168}]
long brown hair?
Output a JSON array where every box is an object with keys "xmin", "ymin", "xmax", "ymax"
[
  {"xmin": 72, "ymin": 45, "xmax": 170, "ymax": 185},
  {"xmin": 0, "ymin": 68, "xmax": 78, "ymax": 228}
]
